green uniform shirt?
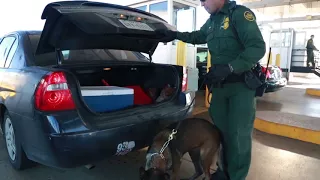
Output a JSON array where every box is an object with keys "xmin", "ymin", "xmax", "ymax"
[
  {"xmin": 176, "ymin": 2, "xmax": 266, "ymax": 74},
  {"xmin": 306, "ymin": 39, "xmax": 318, "ymax": 51}
]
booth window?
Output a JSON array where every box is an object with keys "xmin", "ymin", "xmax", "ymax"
[
  {"xmin": 196, "ymin": 48, "xmax": 208, "ymax": 63},
  {"xmin": 294, "ymin": 32, "xmax": 306, "ymax": 47},
  {"xmin": 135, "ymin": 5, "xmax": 147, "ymax": 12},
  {"xmin": 149, "ymin": 1, "xmax": 168, "ymax": 22},
  {"xmin": 270, "ymin": 31, "xmax": 292, "ymax": 47},
  {"xmin": 172, "ymin": 1, "xmax": 196, "ymax": 45}
]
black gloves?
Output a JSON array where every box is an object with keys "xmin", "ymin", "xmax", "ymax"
[
  {"xmin": 204, "ymin": 64, "xmax": 234, "ymax": 84},
  {"xmin": 155, "ymin": 29, "xmax": 177, "ymax": 42}
]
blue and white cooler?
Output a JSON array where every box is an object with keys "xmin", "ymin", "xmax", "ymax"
[{"xmin": 81, "ymin": 86, "xmax": 134, "ymax": 112}]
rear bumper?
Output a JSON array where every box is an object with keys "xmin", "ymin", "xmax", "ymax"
[
  {"xmin": 21, "ymin": 96, "xmax": 194, "ymax": 168},
  {"xmin": 265, "ymin": 78, "xmax": 287, "ymax": 93},
  {"xmin": 47, "ymin": 122, "xmax": 158, "ymax": 168}
]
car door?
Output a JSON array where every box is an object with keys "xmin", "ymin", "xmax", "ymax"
[{"xmin": 0, "ymin": 35, "xmax": 18, "ymax": 104}]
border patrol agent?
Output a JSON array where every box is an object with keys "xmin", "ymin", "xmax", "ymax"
[
  {"xmin": 156, "ymin": 0, "xmax": 266, "ymax": 179},
  {"xmin": 306, "ymin": 35, "xmax": 319, "ymax": 68}
]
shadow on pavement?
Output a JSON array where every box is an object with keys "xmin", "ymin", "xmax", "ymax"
[
  {"xmin": 256, "ymin": 99, "xmax": 284, "ymax": 111},
  {"xmin": 253, "ymin": 129, "xmax": 320, "ymax": 160},
  {"xmin": 194, "ymin": 112, "xmax": 320, "ymax": 160}
]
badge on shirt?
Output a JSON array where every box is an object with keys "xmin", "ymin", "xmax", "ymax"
[
  {"xmin": 221, "ymin": 16, "xmax": 229, "ymax": 30},
  {"xmin": 244, "ymin": 11, "xmax": 255, "ymax": 21}
]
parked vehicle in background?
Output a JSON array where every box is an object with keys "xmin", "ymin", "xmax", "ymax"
[
  {"xmin": 196, "ymin": 47, "xmax": 287, "ymax": 92},
  {"xmin": 262, "ymin": 64, "xmax": 287, "ymax": 92},
  {"xmin": 0, "ymin": 1, "xmax": 198, "ymax": 170}
]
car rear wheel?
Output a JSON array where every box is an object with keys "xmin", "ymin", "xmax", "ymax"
[{"xmin": 3, "ymin": 111, "xmax": 34, "ymax": 170}]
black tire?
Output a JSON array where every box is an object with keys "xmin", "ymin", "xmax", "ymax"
[{"xmin": 2, "ymin": 110, "xmax": 34, "ymax": 170}]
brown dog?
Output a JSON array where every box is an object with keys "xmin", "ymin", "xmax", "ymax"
[{"xmin": 139, "ymin": 118, "xmax": 220, "ymax": 180}]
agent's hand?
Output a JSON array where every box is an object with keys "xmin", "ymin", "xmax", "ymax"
[
  {"xmin": 205, "ymin": 64, "xmax": 234, "ymax": 83},
  {"xmin": 155, "ymin": 29, "xmax": 177, "ymax": 42}
]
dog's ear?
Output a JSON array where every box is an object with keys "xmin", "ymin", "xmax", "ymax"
[
  {"xmin": 139, "ymin": 166, "xmax": 146, "ymax": 178},
  {"xmin": 164, "ymin": 173, "xmax": 170, "ymax": 180}
]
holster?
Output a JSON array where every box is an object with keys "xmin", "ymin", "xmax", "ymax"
[
  {"xmin": 255, "ymin": 83, "xmax": 268, "ymax": 97},
  {"xmin": 244, "ymin": 64, "xmax": 269, "ymax": 97},
  {"xmin": 243, "ymin": 71, "xmax": 263, "ymax": 90}
]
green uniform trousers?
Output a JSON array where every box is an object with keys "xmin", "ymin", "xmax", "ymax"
[
  {"xmin": 307, "ymin": 50, "xmax": 315, "ymax": 68},
  {"xmin": 209, "ymin": 82, "xmax": 256, "ymax": 180}
]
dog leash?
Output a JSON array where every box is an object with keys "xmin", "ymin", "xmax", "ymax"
[{"xmin": 158, "ymin": 76, "xmax": 207, "ymax": 158}]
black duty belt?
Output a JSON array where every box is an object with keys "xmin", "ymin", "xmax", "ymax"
[
  {"xmin": 223, "ymin": 73, "xmax": 245, "ymax": 84},
  {"xmin": 208, "ymin": 73, "xmax": 246, "ymax": 89}
]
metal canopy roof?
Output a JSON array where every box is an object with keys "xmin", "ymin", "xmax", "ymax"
[
  {"xmin": 239, "ymin": 0, "xmax": 320, "ymax": 29},
  {"xmin": 240, "ymin": 0, "xmax": 320, "ymax": 17},
  {"xmin": 242, "ymin": 0, "xmax": 320, "ymax": 9},
  {"xmin": 127, "ymin": 0, "xmax": 200, "ymax": 6}
]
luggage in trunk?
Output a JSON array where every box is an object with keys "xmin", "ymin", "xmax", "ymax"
[{"xmin": 64, "ymin": 64, "xmax": 182, "ymax": 113}]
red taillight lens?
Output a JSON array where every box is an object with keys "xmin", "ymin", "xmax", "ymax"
[
  {"xmin": 35, "ymin": 72, "xmax": 76, "ymax": 112},
  {"xmin": 182, "ymin": 67, "xmax": 188, "ymax": 92}
]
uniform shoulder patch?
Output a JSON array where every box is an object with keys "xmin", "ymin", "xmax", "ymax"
[{"xmin": 244, "ymin": 11, "xmax": 255, "ymax": 21}]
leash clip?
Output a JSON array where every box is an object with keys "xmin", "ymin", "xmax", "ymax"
[
  {"xmin": 168, "ymin": 129, "xmax": 177, "ymax": 141},
  {"xmin": 159, "ymin": 129, "xmax": 178, "ymax": 157}
]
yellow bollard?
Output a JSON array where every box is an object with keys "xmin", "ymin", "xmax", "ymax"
[
  {"xmin": 276, "ymin": 54, "xmax": 281, "ymax": 67},
  {"xmin": 176, "ymin": 41, "xmax": 187, "ymax": 66},
  {"xmin": 205, "ymin": 51, "xmax": 212, "ymax": 108},
  {"xmin": 269, "ymin": 51, "xmax": 273, "ymax": 65}
]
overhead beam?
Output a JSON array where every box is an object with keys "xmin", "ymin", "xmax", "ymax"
[
  {"xmin": 300, "ymin": 26, "xmax": 320, "ymax": 29},
  {"xmin": 258, "ymin": 15, "xmax": 320, "ymax": 23},
  {"xmin": 243, "ymin": 0, "xmax": 319, "ymax": 9}
]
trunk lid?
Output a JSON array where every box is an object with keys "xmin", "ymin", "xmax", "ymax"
[{"xmin": 36, "ymin": 1, "xmax": 175, "ymax": 56}]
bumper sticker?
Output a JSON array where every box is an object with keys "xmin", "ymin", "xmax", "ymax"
[{"xmin": 115, "ymin": 141, "xmax": 136, "ymax": 156}]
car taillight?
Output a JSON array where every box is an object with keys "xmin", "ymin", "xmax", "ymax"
[
  {"xmin": 182, "ymin": 67, "xmax": 188, "ymax": 92},
  {"xmin": 35, "ymin": 71, "xmax": 76, "ymax": 112}
]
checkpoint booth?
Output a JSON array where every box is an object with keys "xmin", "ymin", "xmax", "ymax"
[
  {"xmin": 128, "ymin": 0, "xmax": 200, "ymax": 68},
  {"xmin": 268, "ymin": 28, "xmax": 317, "ymax": 78}
]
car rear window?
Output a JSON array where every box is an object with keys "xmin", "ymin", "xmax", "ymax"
[{"xmin": 28, "ymin": 34, "xmax": 149, "ymax": 66}]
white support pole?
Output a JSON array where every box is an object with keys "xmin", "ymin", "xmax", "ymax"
[
  {"xmin": 168, "ymin": 0, "xmax": 173, "ymax": 25},
  {"xmin": 279, "ymin": 7, "xmax": 283, "ymax": 67}
]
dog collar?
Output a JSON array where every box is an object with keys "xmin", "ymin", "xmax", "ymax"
[{"xmin": 150, "ymin": 152, "xmax": 165, "ymax": 159}]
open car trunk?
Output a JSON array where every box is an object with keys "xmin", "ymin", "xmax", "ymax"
[
  {"xmin": 32, "ymin": 1, "xmax": 189, "ymax": 115},
  {"xmin": 62, "ymin": 63, "xmax": 182, "ymax": 113}
]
